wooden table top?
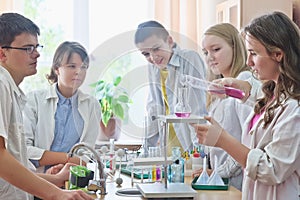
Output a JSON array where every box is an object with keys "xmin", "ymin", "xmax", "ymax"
[{"xmin": 89, "ymin": 171, "xmax": 242, "ymax": 200}]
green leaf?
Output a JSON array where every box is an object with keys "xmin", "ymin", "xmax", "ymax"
[
  {"xmin": 105, "ymin": 83, "xmax": 114, "ymax": 94},
  {"xmin": 112, "ymin": 103, "xmax": 124, "ymax": 119},
  {"xmin": 106, "ymin": 96, "xmax": 113, "ymax": 106},
  {"xmin": 117, "ymin": 95, "xmax": 129, "ymax": 103},
  {"xmin": 102, "ymin": 111, "xmax": 112, "ymax": 127},
  {"xmin": 113, "ymin": 76, "xmax": 122, "ymax": 86},
  {"xmin": 90, "ymin": 80, "xmax": 104, "ymax": 88},
  {"xmin": 95, "ymin": 81, "xmax": 105, "ymax": 92}
]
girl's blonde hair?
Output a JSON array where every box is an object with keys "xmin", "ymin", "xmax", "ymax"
[{"xmin": 204, "ymin": 23, "xmax": 250, "ymax": 108}]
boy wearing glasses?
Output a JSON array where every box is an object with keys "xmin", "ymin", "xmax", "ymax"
[
  {"xmin": 0, "ymin": 13, "xmax": 93, "ymax": 200},
  {"xmin": 134, "ymin": 20, "xmax": 207, "ymax": 155},
  {"xmin": 23, "ymin": 41, "xmax": 101, "ymax": 173},
  {"xmin": 1, "ymin": 44, "xmax": 43, "ymax": 54}
]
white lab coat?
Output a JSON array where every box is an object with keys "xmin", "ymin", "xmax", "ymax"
[
  {"xmin": 24, "ymin": 83, "xmax": 101, "ymax": 172},
  {"xmin": 209, "ymin": 71, "xmax": 259, "ymax": 191},
  {"xmin": 242, "ymin": 98, "xmax": 300, "ymax": 200}
]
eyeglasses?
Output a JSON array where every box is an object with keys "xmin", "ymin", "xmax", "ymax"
[
  {"xmin": 61, "ymin": 64, "xmax": 89, "ymax": 71},
  {"xmin": 1, "ymin": 44, "xmax": 43, "ymax": 54}
]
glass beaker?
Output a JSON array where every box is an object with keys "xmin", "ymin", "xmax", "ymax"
[{"xmin": 174, "ymin": 86, "xmax": 191, "ymax": 117}]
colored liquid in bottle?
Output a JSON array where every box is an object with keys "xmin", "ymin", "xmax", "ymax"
[
  {"xmin": 208, "ymin": 87, "xmax": 245, "ymax": 100},
  {"xmin": 175, "ymin": 112, "xmax": 191, "ymax": 118},
  {"xmin": 224, "ymin": 87, "xmax": 245, "ymax": 99},
  {"xmin": 156, "ymin": 166, "xmax": 161, "ymax": 181},
  {"xmin": 152, "ymin": 165, "xmax": 157, "ymax": 181}
]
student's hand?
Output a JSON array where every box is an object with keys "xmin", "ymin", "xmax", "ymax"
[
  {"xmin": 213, "ymin": 78, "xmax": 251, "ymax": 102},
  {"xmin": 54, "ymin": 189, "xmax": 94, "ymax": 200},
  {"xmin": 207, "ymin": 83, "xmax": 228, "ymax": 99},
  {"xmin": 192, "ymin": 168, "xmax": 213, "ymax": 178},
  {"xmin": 54, "ymin": 163, "xmax": 77, "ymax": 187},
  {"xmin": 46, "ymin": 164, "xmax": 65, "ymax": 175},
  {"xmin": 191, "ymin": 116, "xmax": 224, "ymax": 147}
]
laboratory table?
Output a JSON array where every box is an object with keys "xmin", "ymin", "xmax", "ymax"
[{"xmin": 90, "ymin": 172, "xmax": 242, "ymax": 200}]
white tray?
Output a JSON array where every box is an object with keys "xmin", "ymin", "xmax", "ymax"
[
  {"xmin": 133, "ymin": 157, "xmax": 173, "ymax": 166},
  {"xmin": 158, "ymin": 114, "xmax": 206, "ymax": 124}
]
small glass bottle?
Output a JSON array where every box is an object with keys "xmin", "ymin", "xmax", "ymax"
[
  {"xmin": 174, "ymin": 86, "xmax": 191, "ymax": 117},
  {"xmin": 168, "ymin": 147, "xmax": 184, "ymax": 183}
]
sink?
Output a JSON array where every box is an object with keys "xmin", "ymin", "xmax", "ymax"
[{"xmin": 115, "ymin": 188, "xmax": 142, "ymax": 197}]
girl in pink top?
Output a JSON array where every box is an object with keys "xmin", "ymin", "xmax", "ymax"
[{"xmin": 193, "ymin": 11, "xmax": 300, "ymax": 200}]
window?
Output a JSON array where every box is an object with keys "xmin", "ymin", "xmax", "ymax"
[
  {"xmin": 216, "ymin": 0, "xmax": 241, "ymax": 29},
  {"xmin": 5, "ymin": 0, "xmax": 154, "ymax": 141}
]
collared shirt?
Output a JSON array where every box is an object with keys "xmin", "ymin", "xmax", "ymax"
[
  {"xmin": 0, "ymin": 66, "xmax": 33, "ymax": 200},
  {"xmin": 24, "ymin": 83, "xmax": 101, "ymax": 172},
  {"xmin": 51, "ymin": 86, "xmax": 83, "ymax": 153},
  {"xmin": 146, "ymin": 43, "xmax": 207, "ymax": 151}
]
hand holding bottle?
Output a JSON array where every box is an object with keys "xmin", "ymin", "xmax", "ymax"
[
  {"xmin": 180, "ymin": 74, "xmax": 246, "ymax": 100},
  {"xmin": 212, "ymin": 77, "xmax": 251, "ymax": 102}
]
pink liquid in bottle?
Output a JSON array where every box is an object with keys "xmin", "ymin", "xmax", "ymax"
[
  {"xmin": 224, "ymin": 87, "xmax": 245, "ymax": 99},
  {"xmin": 208, "ymin": 87, "xmax": 245, "ymax": 100},
  {"xmin": 175, "ymin": 112, "xmax": 191, "ymax": 118}
]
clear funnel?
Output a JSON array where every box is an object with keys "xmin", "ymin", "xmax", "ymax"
[
  {"xmin": 195, "ymin": 156, "xmax": 209, "ymax": 185},
  {"xmin": 207, "ymin": 155, "xmax": 225, "ymax": 185}
]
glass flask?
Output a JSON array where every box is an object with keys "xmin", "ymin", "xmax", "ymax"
[{"xmin": 174, "ymin": 86, "xmax": 191, "ymax": 117}]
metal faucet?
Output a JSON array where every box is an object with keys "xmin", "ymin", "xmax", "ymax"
[{"xmin": 69, "ymin": 142, "xmax": 106, "ymax": 195}]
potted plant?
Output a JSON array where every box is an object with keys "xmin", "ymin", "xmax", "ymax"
[{"xmin": 90, "ymin": 75, "xmax": 131, "ymax": 141}]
